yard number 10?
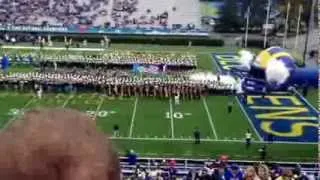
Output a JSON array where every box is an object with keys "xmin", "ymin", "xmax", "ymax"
[{"xmin": 165, "ymin": 112, "xmax": 184, "ymax": 119}]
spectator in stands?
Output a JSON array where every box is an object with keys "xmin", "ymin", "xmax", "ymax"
[
  {"xmin": 0, "ymin": 108, "xmax": 121, "ymax": 180},
  {"xmin": 257, "ymin": 164, "xmax": 271, "ymax": 180},
  {"xmin": 225, "ymin": 164, "xmax": 244, "ymax": 180},
  {"xmin": 134, "ymin": 165, "xmax": 147, "ymax": 179},
  {"xmin": 275, "ymin": 168, "xmax": 293, "ymax": 180},
  {"xmin": 148, "ymin": 167, "xmax": 157, "ymax": 179},
  {"xmin": 169, "ymin": 158, "xmax": 177, "ymax": 168},
  {"xmin": 200, "ymin": 169, "xmax": 212, "ymax": 179},
  {"xmin": 245, "ymin": 129, "xmax": 252, "ymax": 149},
  {"xmin": 292, "ymin": 164, "xmax": 301, "ymax": 178},
  {"xmin": 308, "ymin": 172, "xmax": 318, "ymax": 180},
  {"xmin": 168, "ymin": 166, "xmax": 177, "ymax": 179},
  {"xmin": 212, "ymin": 166, "xmax": 226, "ymax": 180},
  {"xmin": 270, "ymin": 164, "xmax": 282, "ymax": 179},
  {"xmin": 127, "ymin": 149, "xmax": 138, "ymax": 165},
  {"xmin": 244, "ymin": 166, "xmax": 260, "ymax": 180}
]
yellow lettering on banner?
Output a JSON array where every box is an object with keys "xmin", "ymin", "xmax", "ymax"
[
  {"xmin": 250, "ymin": 106, "xmax": 318, "ymax": 120},
  {"xmin": 247, "ymin": 96, "xmax": 262, "ymax": 105},
  {"xmin": 261, "ymin": 121, "xmax": 317, "ymax": 137},
  {"xmin": 247, "ymin": 96, "xmax": 303, "ymax": 105},
  {"xmin": 265, "ymin": 96, "xmax": 303, "ymax": 106},
  {"xmin": 219, "ymin": 61, "xmax": 237, "ymax": 70},
  {"xmin": 223, "ymin": 65, "xmax": 233, "ymax": 70},
  {"xmin": 219, "ymin": 60, "xmax": 228, "ymax": 65},
  {"xmin": 215, "ymin": 55, "xmax": 239, "ymax": 61}
]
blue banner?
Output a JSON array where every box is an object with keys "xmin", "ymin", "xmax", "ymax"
[
  {"xmin": 0, "ymin": 24, "xmax": 209, "ymax": 37},
  {"xmin": 1, "ymin": 55, "xmax": 10, "ymax": 70},
  {"xmin": 212, "ymin": 53, "xmax": 318, "ymax": 143}
]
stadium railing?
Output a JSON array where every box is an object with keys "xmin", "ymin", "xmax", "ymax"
[{"xmin": 119, "ymin": 157, "xmax": 319, "ymax": 176}]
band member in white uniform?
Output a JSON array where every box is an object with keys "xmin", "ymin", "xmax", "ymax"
[
  {"xmin": 37, "ymin": 85, "xmax": 43, "ymax": 99},
  {"xmin": 174, "ymin": 92, "xmax": 180, "ymax": 105}
]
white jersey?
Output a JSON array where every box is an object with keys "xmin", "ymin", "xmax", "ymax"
[
  {"xmin": 174, "ymin": 94, "xmax": 180, "ymax": 105},
  {"xmin": 37, "ymin": 87, "xmax": 43, "ymax": 99},
  {"xmin": 245, "ymin": 132, "xmax": 252, "ymax": 139}
]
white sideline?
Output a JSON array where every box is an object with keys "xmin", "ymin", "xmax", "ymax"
[
  {"xmin": 94, "ymin": 96, "xmax": 105, "ymax": 120},
  {"xmin": 202, "ymin": 97, "xmax": 218, "ymax": 139},
  {"xmin": 109, "ymin": 136, "xmax": 317, "ymax": 145},
  {"xmin": 1, "ymin": 96, "xmax": 35, "ymax": 131},
  {"xmin": 235, "ymin": 96, "xmax": 263, "ymax": 141},
  {"xmin": 129, "ymin": 97, "xmax": 138, "ymax": 137},
  {"xmin": 292, "ymin": 88, "xmax": 319, "ymax": 113},
  {"xmin": 169, "ymin": 98, "xmax": 175, "ymax": 138},
  {"xmin": 62, "ymin": 94, "xmax": 74, "ymax": 107}
]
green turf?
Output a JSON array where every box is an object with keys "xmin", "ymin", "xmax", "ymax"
[
  {"xmin": 95, "ymin": 97, "xmax": 136, "ymax": 137},
  {"xmin": 114, "ymin": 139, "xmax": 316, "ymax": 161},
  {"xmin": 1, "ymin": 43, "xmax": 252, "ymax": 72},
  {"xmin": 0, "ymin": 92, "xmax": 33, "ymax": 129},
  {"xmin": 205, "ymin": 96, "xmax": 259, "ymax": 140},
  {"xmin": 0, "ymin": 92, "xmax": 316, "ymax": 162},
  {"xmin": 304, "ymin": 88, "xmax": 318, "ymax": 109},
  {"xmin": 172, "ymin": 98, "xmax": 215, "ymax": 139},
  {"xmin": 133, "ymin": 97, "xmax": 171, "ymax": 138},
  {"xmin": 0, "ymin": 45, "xmax": 317, "ymax": 162}
]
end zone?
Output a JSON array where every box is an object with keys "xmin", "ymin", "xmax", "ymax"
[{"xmin": 212, "ymin": 53, "xmax": 318, "ymax": 143}]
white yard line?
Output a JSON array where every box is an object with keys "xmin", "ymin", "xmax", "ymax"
[
  {"xmin": 62, "ymin": 94, "xmax": 74, "ymax": 108},
  {"xmin": 93, "ymin": 96, "xmax": 104, "ymax": 120},
  {"xmin": 235, "ymin": 96, "xmax": 263, "ymax": 141},
  {"xmin": 202, "ymin": 97, "xmax": 218, "ymax": 139},
  {"xmin": 169, "ymin": 98, "xmax": 175, "ymax": 139},
  {"xmin": 109, "ymin": 136, "xmax": 317, "ymax": 145},
  {"xmin": 292, "ymin": 88, "xmax": 319, "ymax": 113},
  {"xmin": 129, "ymin": 97, "xmax": 138, "ymax": 137},
  {"xmin": 1, "ymin": 96, "xmax": 35, "ymax": 131}
]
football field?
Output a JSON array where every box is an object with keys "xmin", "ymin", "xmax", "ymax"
[
  {"xmin": 0, "ymin": 44, "xmax": 318, "ymax": 162},
  {"xmin": 0, "ymin": 91, "xmax": 316, "ymax": 162}
]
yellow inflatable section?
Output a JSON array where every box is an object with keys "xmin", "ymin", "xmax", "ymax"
[{"xmin": 255, "ymin": 47, "xmax": 293, "ymax": 69}]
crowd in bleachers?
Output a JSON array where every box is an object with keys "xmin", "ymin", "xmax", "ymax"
[
  {"xmin": 0, "ymin": 0, "xmax": 198, "ymax": 28},
  {"xmin": 120, "ymin": 156, "xmax": 319, "ymax": 180},
  {"xmin": 0, "ymin": 0, "xmax": 110, "ymax": 25},
  {"xmin": 111, "ymin": 0, "xmax": 168, "ymax": 28}
]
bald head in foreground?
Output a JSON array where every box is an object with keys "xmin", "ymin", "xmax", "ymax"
[{"xmin": 0, "ymin": 108, "xmax": 120, "ymax": 180}]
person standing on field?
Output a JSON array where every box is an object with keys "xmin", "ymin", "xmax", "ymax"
[
  {"xmin": 245, "ymin": 129, "xmax": 252, "ymax": 149},
  {"xmin": 193, "ymin": 127, "xmax": 201, "ymax": 144}
]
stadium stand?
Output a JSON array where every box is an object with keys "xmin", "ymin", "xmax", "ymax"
[
  {"xmin": 119, "ymin": 157, "xmax": 319, "ymax": 179},
  {"xmin": 0, "ymin": 0, "xmax": 318, "ymax": 179},
  {"xmin": 0, "ymin": 0, "xmax": 200, "ymax": 29}
]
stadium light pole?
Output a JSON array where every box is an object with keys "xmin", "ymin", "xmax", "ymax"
[
  {"xmin": 294, "ymin": 5, "xmax": 303, "ymax": 50},
  {"xmin": 302, "ymin": 0, "xmax": 316, "ymax": 65},
  {"xmin": 263, "ymin": 0, "xmax": 272, "ymax": 48},
  {"xmin": 282, "ymin": 0, "xmax": 291, "ymax": 48},
  {"xmin": 244, "ymin": 6, "xmax": 251, "ymax": 48}
]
